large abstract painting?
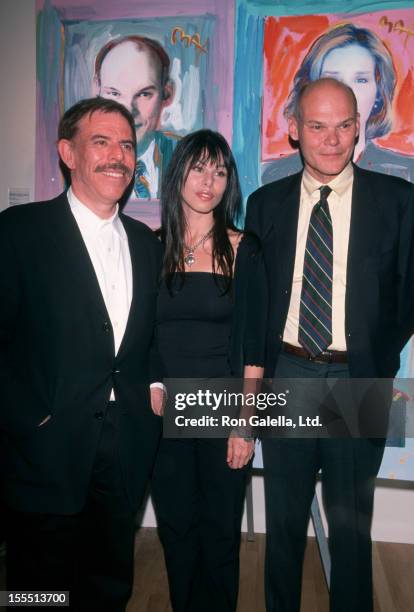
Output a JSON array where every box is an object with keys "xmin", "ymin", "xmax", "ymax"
[{"xmin": 36, "ymin": 0, "xmax": 234, "ymax": 227}]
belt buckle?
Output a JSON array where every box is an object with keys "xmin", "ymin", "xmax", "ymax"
[{"xmin": 313, "ymin": 350, "xmax": 331, "ymax": 364}]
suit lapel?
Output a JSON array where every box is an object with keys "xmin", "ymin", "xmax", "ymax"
[
  {"xmin": 116, "ymin": 215, "xmax": 151, "ymax": 359},
  {"xmin": 346, "ymin": 166, "xmax": 382, "ymax": 285},
  {"xmin": 48, "ymin": 193, "xmax": 109, "ymax": 320},
  {"xmin": 271, "ymin": 173, "xmax": 302, "ymax": 286}
]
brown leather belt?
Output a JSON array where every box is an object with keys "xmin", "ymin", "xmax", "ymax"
[{"xmin": 282, "ymin": 342, "xmax": 348, "ymax": 364}]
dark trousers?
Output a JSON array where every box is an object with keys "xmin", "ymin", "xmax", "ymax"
[
  {"xmin": 151, "ymin": 437, "xmax": 248, "ymax": 612},
  {"xmin": 263, "ymin": 353, "xmax": 385, "ymax": 612},
  {"xmin": 5, "ymin": 402, "xmax": 136, "ymax": 612}
]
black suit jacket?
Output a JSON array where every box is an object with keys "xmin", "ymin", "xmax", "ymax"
[
  {"xmin": 0, "ymin": 193, "xmax": 162, "ymax": 514},
  {"xmin": 245, "ymin": 165, "xmax": 414, "ymax": 378}
]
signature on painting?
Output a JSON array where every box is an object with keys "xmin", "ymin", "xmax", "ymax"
[{"xmin": 171, "ymin": 27, "xmax": 208, "ymax": 53}]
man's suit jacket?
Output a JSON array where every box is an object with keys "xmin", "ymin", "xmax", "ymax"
[
  {"xmin": 134, "ymin": 131, "xmax": 179, "ymax": 199},
  {"xmin": 0, "ymin": 193, "xmax": 162, "ymax": 514},
  {"xmin": 245, "ymin": 165, "xmax": 414, "ymax": 379}
]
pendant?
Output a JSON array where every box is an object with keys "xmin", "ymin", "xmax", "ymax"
[{"xmin": 184, "ymin": 251, "xmax": 195, "ymax": 266}]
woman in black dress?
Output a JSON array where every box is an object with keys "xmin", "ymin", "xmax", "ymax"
[{"xmin": 151, "ymin": 129, "xmax": 264, "ymax": 612}]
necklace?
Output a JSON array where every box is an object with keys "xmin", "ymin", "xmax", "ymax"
[{"xmin": 184, "ymin": 228, "xmax": 213, "ymax": 267}]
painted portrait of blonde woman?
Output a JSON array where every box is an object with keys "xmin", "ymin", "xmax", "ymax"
[{"xmin": 262, "ymin": 20, "xmax": 414, "ymax": 184}]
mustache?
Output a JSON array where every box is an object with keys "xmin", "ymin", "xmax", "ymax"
[{"xmin": 95, "ymin": 163, "xmax": 133, "ymax": 177}]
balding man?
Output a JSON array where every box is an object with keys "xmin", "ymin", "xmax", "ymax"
[
  {"xmin": 93, "ymin": 35, "xmax": 177, "ymax": 199},
  {"xmin": 245, "ymin": 78, "xmax": 414, "ymax": 611}
]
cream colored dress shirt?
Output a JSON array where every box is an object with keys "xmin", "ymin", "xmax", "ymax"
[{"xmin": 283, "ymin": 163, "xmax": 353, "ymax": 351}]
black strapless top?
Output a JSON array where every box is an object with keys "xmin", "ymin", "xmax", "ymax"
[{"xmin": 156, "ymin": 273, "xmax": 233, "ymax": 378}]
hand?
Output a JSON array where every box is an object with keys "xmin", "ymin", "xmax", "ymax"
[
  {"xmin": 150, "ymin": 386, "xmax": 166, "ymax": 416},
  {"xmin": 226, "ymin": 437, "xmax": 255, "ymax": 469}
]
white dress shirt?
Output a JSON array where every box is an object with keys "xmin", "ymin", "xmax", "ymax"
[
  {"xmin": 283, "ymin": 163, "xmax": 353, "ymax": 351},
  {"xmin": 68, "ymin": 187, "xmax": 132, "ymax": 356},
  {"xmin": 68, "ymin": 188, "xmax": 132, "ymax": 401},
  {"xmin": 68, "ymin": 188, "xmax": 164, "ymax": 399}
]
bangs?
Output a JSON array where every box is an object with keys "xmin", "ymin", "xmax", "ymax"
[
  {"xmin": 183, "ymin": 143, "xmax": 228, "ymax": 186},
  {"xmin": 183, "ymin": 130, "xmax": 231, "ymax": 173},
  {"xmin": 188, "ymin": 145, "xmax": 226, "ymax": 170}
]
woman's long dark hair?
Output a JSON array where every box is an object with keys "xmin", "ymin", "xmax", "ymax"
[{"xmin": 160, "ymin": 129, "xmax": 243, "ymax": 293}]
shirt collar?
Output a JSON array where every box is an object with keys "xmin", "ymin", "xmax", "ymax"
[
  {"xmin": 139, "ymin": 138, "xmax": 156, "ymax": 168},
  {"xmin": 67, "ymin": 187, "xmax": 126, "ymax": 240},
  {"xmin": 302, "ymin": 162, "xmax": 353, "ymax": 200}
]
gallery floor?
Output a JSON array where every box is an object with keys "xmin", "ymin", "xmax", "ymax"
[
  {"xmin": 127, "ymin": 529, "xmax": 413, "ymax": 612},
  {"xmin": 0, "ymin": 530, "xmax": 412, "ymax": 611}
]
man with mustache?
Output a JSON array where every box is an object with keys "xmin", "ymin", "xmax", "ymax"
[{"xmin": 0, "ymin": 97, "xmax": 164, "ymax": 610}]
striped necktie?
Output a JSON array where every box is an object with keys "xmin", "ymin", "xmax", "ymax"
[
  {"xmin": 134, "ymin": 159, "xmax": 151, "ymax": 199},
  {"xmin": 298, "ymin": 185, "xmax": 333, "ymax": 357}
]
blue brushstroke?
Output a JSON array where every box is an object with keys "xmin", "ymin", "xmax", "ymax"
[
  {"xmin": 37, "ymin": 0, "xmax": 63, "ymax": 116},
  {"xmin": 233, "ymin": 2, "xmax": 264, "ymax": 209},
  {"xmin": 238, "ymin": 0, "xmax": 414, "ymax": 18}
]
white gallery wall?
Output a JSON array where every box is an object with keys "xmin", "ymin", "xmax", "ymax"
[
  {"xmin": 0, "ymin": 0, "xmax": 36, "ymax": 211},
  {"xmin": 0, "ymin": 0, "xmax": 413, "ymax": 544}
]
